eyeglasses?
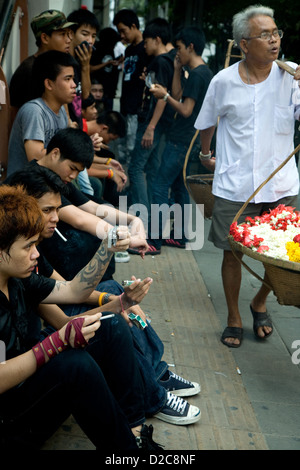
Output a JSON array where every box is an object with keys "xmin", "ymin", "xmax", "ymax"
[{"xmin": 243, "ymin": 29, "xmax": 283, "ymax": 41}]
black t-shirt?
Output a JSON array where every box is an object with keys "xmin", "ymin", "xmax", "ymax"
[
  {"xmin": 4, "ymin": 160, "xmax": 89, "ymax": 209},
  {"xmin": 0, "ymin": 275, "xmax": 55, "ymax": 359},
  {"xmin": 36, "ymin": 246, "xmax": 54, "ymax": 278},
  {"xmin": 138, "ymin": 49, "xmax": 175, "ymax": 127},
  {"xmin": 90, "ymin": 43, "xmax": 120, "ymax": 99},
  {"xmin": 121, "ymin": 41, "xmax": 151, "ymax": 116},
  {"xmin": 9, "ymin": 55, "xmax": 37, "ymax": 108},
  {"xmin": 168, "ymin": 64, "xmax": 213, "ymax": 144}
]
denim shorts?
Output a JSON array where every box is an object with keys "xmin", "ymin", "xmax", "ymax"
[{"xmin": 208, "ymin": 195, "xmax": 299, "ymax": 251}]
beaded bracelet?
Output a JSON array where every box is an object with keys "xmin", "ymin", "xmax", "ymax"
[{"xmin": 107, "ymin": 168, "xmax": 114, "ymax": 179}]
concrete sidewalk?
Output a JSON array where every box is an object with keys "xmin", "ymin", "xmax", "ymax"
[{"xmin": 193, "ymin": 218, "xmax": 300, "ymax": 450}]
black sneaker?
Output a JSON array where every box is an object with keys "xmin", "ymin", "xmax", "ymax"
[
  {"xmin": 159, "ymin": 371, "xmax": 201, "ymax": 397},
  {"xmin": 135, "ymin": 424, "xmax": 164, "ymax": 451},
  {"xmin": 155, "ymin": 392, "xmax": 201, "ymax": 425}
]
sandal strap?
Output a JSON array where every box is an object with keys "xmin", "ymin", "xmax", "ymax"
[
  {"xmin": 221, "ymin": 326, "xmax": 243, "ymax": 339},
  {"xmin": 250, "ymin": 306, "xmax": 272, "ymax": 328}
]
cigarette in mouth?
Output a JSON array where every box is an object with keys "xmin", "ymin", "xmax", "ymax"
[{"xmin": 55, "ymin": 228, "xmax": 67, "ymax": 242}]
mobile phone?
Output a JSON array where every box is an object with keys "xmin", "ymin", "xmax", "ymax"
[
  {"xmin": 145, "ymin": 71, "xmax": 156, "ymax": 89},
  {"xmin": 75, "ymin": 40, "xmax": 96, "ymax": 52}
]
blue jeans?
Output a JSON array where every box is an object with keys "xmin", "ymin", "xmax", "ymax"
[
  {"xmin": 149, "ymin": 140, "xmax": 196, "ymax": 249},
  {"xmin": 128, "ymin": 122, "xmax": 165, "ymax": 225},
  {"xmin": 61, "ymin": 280, "xmax": 168, "ymax": 416}
]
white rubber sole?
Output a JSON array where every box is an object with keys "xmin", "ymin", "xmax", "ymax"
[
  {"xmin": 155, "ymin": 405, "xmax": 201, "ymax": 426},
  {"xmin": 170, "ymin": 382, "xmax": 201, "ymax": 397}
]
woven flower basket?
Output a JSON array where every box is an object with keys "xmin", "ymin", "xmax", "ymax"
[
  {"xmin": 186, "ymin": 173, "xmax": 214, "ymax": 219},
  {"xmin": 183, "ymin": 130, "xmax": 215, "ymax": 219},
  {"xmin": 228, "ymin": 143, "xmax": 300, "ymax": 307}
]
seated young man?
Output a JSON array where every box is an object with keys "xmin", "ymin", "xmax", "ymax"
[
  {"xmin": 81, "ymin": 109, "xmax": 128, "ymax": 196},
  {"xmin": 7, "ymin": 164, "xmax": 202, "ymax": 427},
  {"xmin": 0, "ymin": 184, "xmax": 162, "ymax": 450},
  {"xmin": 6, "ymin": 125, "xmax": 148, "ymax": 280}
]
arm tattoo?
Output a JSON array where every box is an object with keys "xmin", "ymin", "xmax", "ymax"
[{"xmin": 73, "ymin": 241, "xmax": 112, "ymax": 291}]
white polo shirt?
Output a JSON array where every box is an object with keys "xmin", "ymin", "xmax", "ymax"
[{"xmin": 194, "ymin": 60, "xmax": 300, "ymax": 203}]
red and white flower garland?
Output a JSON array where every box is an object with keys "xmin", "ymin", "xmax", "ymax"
[{"xmin": 229, "ymin": 205, "xmax": 300, "ymax": 261}]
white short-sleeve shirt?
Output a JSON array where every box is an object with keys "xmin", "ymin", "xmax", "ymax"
[{"xmin": 194, "ymin": 61, "xmax": 300, "ymax": 203}]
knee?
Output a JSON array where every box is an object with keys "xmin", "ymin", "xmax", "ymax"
[{"xmin": 55, "ymin": 349, "xmax": 99, "ymax": 381}]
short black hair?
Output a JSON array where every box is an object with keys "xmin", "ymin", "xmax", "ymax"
[
  {"xmin": 32, "ymin": 50, "xmax": 78, "ymax": 97},
  {"xmin": 67, "ymin": 8, "xmax": 100, "ymax": 32},
  {"xmin": 96, "ymin": 110, "xmax": 126, "ymax": 138},
  {"xmin": 143, "ymin": 18, "xmax": 171, "ymax": 45},
  {"xmin": 82, "ymin": 93, "xmax": 96, "ymax": 110},
  {"xmin": 175, "ymin": 26, "xmax": 206, "ymax": 56},
  {"xmin": 47, "ymin": 128, "xmax": 94, "ymax": 169},
  {"xmin": 98, "ymin": 27, "xmax": 120, "ymax": 47},
  {"xmin": 7, "ymin": 164, "xmax": 68, "ymax": 199},
  {"xmin": 113, "ymin": 9, "xmax": 140, "ymax": 30}
]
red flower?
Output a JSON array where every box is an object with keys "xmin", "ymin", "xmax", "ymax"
[{"xmin": 257, "ymin": 245, "xmax": 269, "ymax": 253}]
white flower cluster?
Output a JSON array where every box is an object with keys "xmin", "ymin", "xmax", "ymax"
[{"xmin": 250, "ymin": 223, "xmax": 300, "ymax": 259}]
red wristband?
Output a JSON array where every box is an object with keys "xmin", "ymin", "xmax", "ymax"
[
  {"xmin": 32, "ymin": 343, "xmax": 45, "ymax": 369},
  {"xmin": 42, "ymin": 335, "xmax": 57, "ymax": 359},
  {"xmin": 64, "ymin": 317, "xmax": 87, "ymax": 348}
]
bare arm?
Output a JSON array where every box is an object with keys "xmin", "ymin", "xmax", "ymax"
[
  {"xmin": 0, "ymin": 313, "xmax": 101, "ymax": 394},
  {"xmin": 150, "ymin": 84, "xmax": 196, "ymax": 118},
  {"xmin": 59, "ymin": 201, "xmax": 148, "ymax": 255},
  {"xmin": 141, "ymin": 99, "xmax": 166, "ymax": 148},
  {"xmin": 42, "ymin": 230, "xmax": 129, "ymax": 304},
  {"xmin": 0, "ymin": 350, "xmax": 38, "ymax": 394},
  {"xmin": 199, "ymin": 127, "xmax": 216, "ymax": 172},
  {"xmin": 75, "ymin": 43, "xmax": 92, "ymax": 100},
  {"xmin": 58, "ymin": 204, "xmax": 112, "ymax": 238},
  {"xmin": 39, "ymin": 277, "xmax": 153, "ymax": 328},
  {"xmin": 24, "ymin": 140, "xmax": 46, "ymax": 161}
]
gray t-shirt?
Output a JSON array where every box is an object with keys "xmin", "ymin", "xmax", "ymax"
[{"xmin": 7, "ymin": 98, "xmax": 68, "ymax": 176}]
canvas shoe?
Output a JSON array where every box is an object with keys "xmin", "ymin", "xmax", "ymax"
[
  {"xmin": 155, "ymin": 392, "xmax": 201, "ymax": 425},
  {"xmin": 159, "ymin": 371, "xmax": 201, "ymax": 397},
  {"xmin": 135, "ymin": 424, "xmax": 164, "ymax": 451}
]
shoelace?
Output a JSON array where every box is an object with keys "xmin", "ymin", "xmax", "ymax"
[
  {"xmin": 170, "ymin": 372, "xmax": 192, "ymax": 385},
  {"xmin": 166, "ymin": 392, "xmax": 187, "ymax": 414}
]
